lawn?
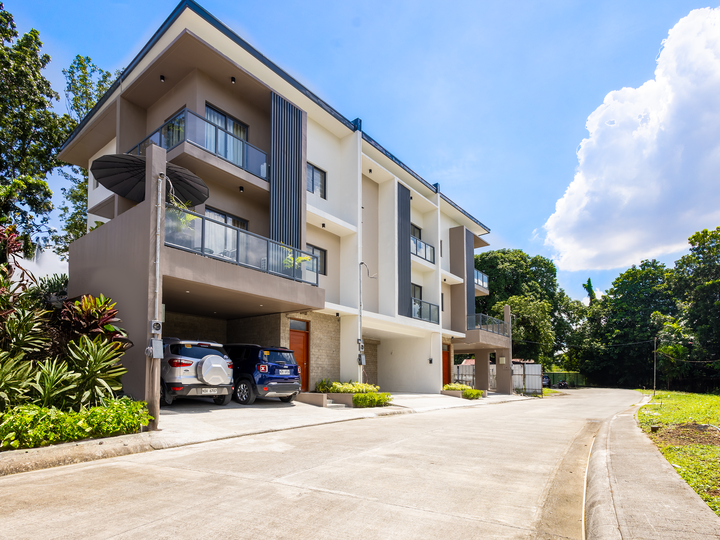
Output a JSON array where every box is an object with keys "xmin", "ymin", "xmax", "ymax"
[
  {"xmin": 542, "ymin": 388, "xmax": 562, "ymax": 397},
  {"xmin": 638, "ymin": 391, "xmax": 720, "ymax": 517}
]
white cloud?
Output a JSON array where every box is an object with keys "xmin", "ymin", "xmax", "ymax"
[
  {"xmin": 18, "ymin": 250, "xmax": 68, "ymax": 280},
  {"xmin": 544, "ymin": 8, "xmax": 720, "ymax": 271}
]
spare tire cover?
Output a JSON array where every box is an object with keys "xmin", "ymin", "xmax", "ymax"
[{"xmin": 197, "ymin": 355, "xmax": 231, "ymax": 385}]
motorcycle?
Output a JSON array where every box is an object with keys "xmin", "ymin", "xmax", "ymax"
[{"xmin": 557, "ymin": 380, "xmax": 569, "ymax": 389}]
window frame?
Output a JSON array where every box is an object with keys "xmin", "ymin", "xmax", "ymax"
[
  {"xmin": 205, "ymin": 103, "xmax": 249, "ymax": 141},
  {"xmin": 306, "ymin": 162, "xmax": 327, "ymax": 199},
  {"xmin": 205, "ymin": 206, "xmax": 248, "ymax": 230},
  {"xmin": 411, "ymin": 283, "xmax": 422, "ymax": 300},
  {"xmin": 410, "ymin": 224, "xmax": 422, "ymax": 239},
  {"xmin": 306, "ymin": 243, "xmax": 327, "ymax": 275}
]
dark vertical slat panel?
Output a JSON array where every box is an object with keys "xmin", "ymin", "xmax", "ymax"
[
  {"xmin": 465, "ymin": 229, "xmax": 475, "ymax": 318},
  {"xmin": 270, "ymin": 93, "xmax": 303, "ymax": 248},
  {"xmin": 397, "ymin": 183, "xmax": 412, "ymax": 317}
]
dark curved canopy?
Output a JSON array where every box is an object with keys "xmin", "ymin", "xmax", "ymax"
[{"xmin": 90, "ymin": 154, "xmax": 209, "ymax": 206}]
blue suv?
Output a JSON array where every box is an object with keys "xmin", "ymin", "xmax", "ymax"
[{"xmin": 224, "ymin": 344, "xmax": 301, "ymax": 405}]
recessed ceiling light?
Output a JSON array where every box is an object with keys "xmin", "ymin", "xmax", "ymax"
[
  {"xmin": 185, "ymin": 290, "xmax": 190, "ymax": 293},
  {"xmin": 259, "ymin": 304, "xmax": 263, "ymax": 307}
]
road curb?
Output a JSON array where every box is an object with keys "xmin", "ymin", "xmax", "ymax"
[{"xmin": 0, "ymin": 395, "xmax": 534, "ymax": 477}]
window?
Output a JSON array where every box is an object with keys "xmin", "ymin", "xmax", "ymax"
[
  {"xmin": 411, "ymin": 224, "xmax": 421, "ymax": 239},
  {"xmin": 441, "ymin": 293, "xmax": 444, "ymax": 312},
  {"xmin": 306, "ymin": 163, "xmax": 326, "ymax": 199},
  {"xmin": 306, "ymin": 244, "xmax": 326, "ymax": 275},
  {"xmin": 289, "ymin": 319, "xmax": 309, "ymax": 331},
  {"xmin": 205, "ymin": 105, "xmax": 248, "ymax": 140},
  {"xmin": 411, "ymin": 283, "xmax": 422, "ymax": 300},
  {"xmin": 440, "ymin": 240, "xmax": 443, "ymax": 257},
  {"xmin": 206, "ymin": 207, "xmax": 248, "ymax": 230},
  {"xmin": 204, "ymin": 207, "xmax": 248, "ymax": 259}
]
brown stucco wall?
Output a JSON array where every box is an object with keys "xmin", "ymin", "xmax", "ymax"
[{"xmin": 164, "ymin": 312, "xmax": 227, "ymax": 343}]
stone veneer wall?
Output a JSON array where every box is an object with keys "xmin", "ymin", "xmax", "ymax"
[
  {"xmin": 282, "ymin": 311, "xmax": 340, "ymax": 390},
  {"xmin": 227, "ymin": 313, "xmax": 282, "ymax": 346},
  {"xmin": 164, "ymin": 312, "xmax": 227, "ymax": 343},
  {"xmin": 362, "ymin": 337, "xmax": 380, "ymax": 386}
]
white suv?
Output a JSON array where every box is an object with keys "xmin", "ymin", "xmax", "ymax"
[{"xmin": 160, "ymin": 338, "xmax": 234, "ymax": 406}]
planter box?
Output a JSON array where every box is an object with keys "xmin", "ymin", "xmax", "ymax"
[
  {"xmin": 296, "ymin": 392, "xmax": 327, "ymax": 407},
  {"xmin": 326, "ymin": 393, "xmax": 355, "ymax": 407},
  {"xmin": 441, "ymin": 389, "xmax": 485, "ymax": 399}
]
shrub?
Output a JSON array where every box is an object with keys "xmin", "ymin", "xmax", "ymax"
[
  {"xmin": 66, "ymin": 336, "xmax": 127, "ymax": 408},
  {"xmin": 315, "ymin": 379, "xmax": 380, "ymax": 394},
  {"xmin": 443, "ymin": 383, "xmax": 471, "ymax": 391},
  {"xmin": 352, "ymin": 392, "xmax": 393, "ymax": 408},
  {"xmin": 0, "ymin": 398, "xmax": 151, "ymax": 451},
  {"xmin": 462, "ymin": 389, "xmax": 484, "ymax": 400},
  {"xmin": 0, "ymin": 352, "xmax": 32, "ymax": 410},
  {"xmin": 60, "ymin": 294, "xmax": 132, "ymax": 349}
]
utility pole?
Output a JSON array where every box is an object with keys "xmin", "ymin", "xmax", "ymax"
[
  {"xmin": 358, "ymin": 262, "xmax": 377, "ymax": 384},
  {"xmin": 653, "ymin": 337, "xmax": 657, "ymax": 397}
]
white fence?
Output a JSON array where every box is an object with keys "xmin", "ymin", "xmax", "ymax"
[{"xmin": 486, "ymin": 364, "xmax": 543, "ymax": 396}]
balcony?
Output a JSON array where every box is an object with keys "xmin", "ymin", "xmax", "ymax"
[
  {"xmin": 127, "ymin": 108, "xmax": 268, "ymax": 180},
  {"xmin": 412, "ymin": 297, "xmax": 439, "ymax": 324},
  {"xmin": 165, "ymin": 206, "xmax": 318, "ymax": 286},
  {"xmin": 474, "ymin": 269, "xmax": 489, "ymax": 288},
  {"xmin": 410, "ymin": 236, "xmax": 435, "ymax": 264},
  {"xmin": 467, "ymin": 313, "xmax": 509, "ymax": 335}
]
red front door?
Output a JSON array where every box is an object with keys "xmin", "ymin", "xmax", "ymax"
[
  {"xmin": 442, "ymin": 350, "xmax": 450, "ymax": 386},
  {"xmin": 290, "ymin": 329, "xmax": 309, "ymax": 391}
]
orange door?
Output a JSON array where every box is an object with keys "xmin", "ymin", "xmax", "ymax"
[
  {"xmin": 290, "ymin": 329, "xmax": 309, "ymax": 391},
  {"xmin": 442, "ymin": 350, "xmax": 450, "ymax": 386}
]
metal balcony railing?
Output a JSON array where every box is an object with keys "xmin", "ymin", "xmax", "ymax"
[
  {"xmin": 467, "ymin": 313, "xmax": 509, "ymax": 335},
  {"xmin": 410, "ymin": 235, "xmax": 435, "ymax": 264},
  {"xmin": 474, "ymin": 269, "xmax": 489, "ymax": 288},
  {"xmin": 127, "ymin": 108, "xmax": 268, "ymax": 180},
  {"xmin": 165, "ymin": 206, "xmax": 318, "ymax": 286},
  {"xmin": 412, "ymin": 297, "xmax": 439, "ymax": 324}
]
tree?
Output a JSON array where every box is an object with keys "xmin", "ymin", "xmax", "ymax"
[
  {"xmin": 493, "ymin": 294, "xmax": 554, "ymax": 366},
  {"xmin": 0, "ymin": 3, "xmax": 71, "ymax": 256},
  {"xmin": 672, "ymin": 227, "xmax": 720, "ymax": 365},
  {"xmin": 576, "ymin": 260, "xmax": 676, "ymax": 387},
  {"xmin": 53, "ymin": 56, "xmax": 117, "ymax": 259}
]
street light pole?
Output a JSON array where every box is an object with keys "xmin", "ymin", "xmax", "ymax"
[{"xmin": 653, "ymin": 337, "xmax": 657, "ymax": 397}]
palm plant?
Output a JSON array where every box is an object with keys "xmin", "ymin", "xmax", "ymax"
[
  {"xmin": 0, "ymin": 352, "xmax": 32, "ymax": 410},
  {"xmin": 28, "ymin": 358, "xmax": 78, "ymax": 409},
  {"xmin": 66, "ymin": 336, "xmax": 127, "ymax": 408}
]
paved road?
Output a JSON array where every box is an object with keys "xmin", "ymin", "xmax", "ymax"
[{"xmin": 0, "ymin": 388, "xmax": 639, "ymax": 540}]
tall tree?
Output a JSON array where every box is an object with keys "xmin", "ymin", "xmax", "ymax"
[
  {"xmin": 576, "ymin": 260, "xmax": 676, "ymax": 387},
  {"xmin": 493, "ymin": 294, "xmax": 554, "ymax": 366},
  {"xmin": 53, "ymin": 56, "xmax": 117, "ymax": 259},
  {"xmin": 0, "ymin": 3, "xmax": 71, "ymax": 256}
]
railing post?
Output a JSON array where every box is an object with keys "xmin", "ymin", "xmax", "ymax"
[{"xmin": 200, "ymin": 214, "xmax": 206, "ymax": 255}]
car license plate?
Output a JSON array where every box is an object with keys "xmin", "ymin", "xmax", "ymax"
[
  {"xmin": 201, "ymin": 388, "xmax": 218, "ymax": 395},
  {"xmin": 279, "ymin": 369, "xmax": 290, "ymax": 375}
]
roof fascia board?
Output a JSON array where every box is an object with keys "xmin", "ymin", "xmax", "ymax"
[{"xmin": 62, "ymin": 0, "xmax": 355, "ymax": 152}]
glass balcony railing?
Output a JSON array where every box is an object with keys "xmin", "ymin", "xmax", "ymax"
[
  {"xmin": 474, "ymin": 269, "xmax": 489, "ymax": 288},
  {"xmin": 165, "ymin": 206, "xmax": 318, "ymax": 286},
  {"xmin": 127, "ymin": 108, "xmax": 268, "ymax": 180},
  {"xmin": 410, "ymin": 236, "xmax": 435, "ymax": 264},
  {"xmin": 412, "ymin": 297, "xmax": 439, "ymax": 324},
  {"xmin": 467, "ymin": 313, "xmax": 509, "ymax": 335}
]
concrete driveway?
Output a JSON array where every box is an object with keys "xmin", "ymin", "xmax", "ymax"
[{"xmin": 0, "ymin": 388, "xmax": 639, "ymax": 539}]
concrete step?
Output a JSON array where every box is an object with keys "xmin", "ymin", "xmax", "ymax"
[{"xmin": 326, "ymin": 399, "xmax": 348, "ymax": 409}]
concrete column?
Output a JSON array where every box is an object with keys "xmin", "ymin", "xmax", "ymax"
[
  {"xmin": 143, "ymin": 144, "xmax": 167, "ymax": 430},
  {"xmin": 496, "ymin": 347, "xmax": 513, "ymax": 394},
  {"xmin": 474, "ymin": 350, "xmax": 490, "ymax": 391}
]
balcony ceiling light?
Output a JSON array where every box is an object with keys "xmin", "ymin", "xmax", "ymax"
[
  {"xmin": 231, "ymin": 76, "xmax": 236, "ymax": 84},
  {"xmin": 238, "ymin": 186, "xmax": 244, "ymax": 193},
  {"xmin": 160, "ymin": 75, "xmax": 165, "ymax": 83}
]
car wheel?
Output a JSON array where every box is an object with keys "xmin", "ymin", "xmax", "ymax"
[
  {"xmin": 160, "ymin": 383, "xmax": 173, "ymax": 406},
  {"xmin": 279, "ymin": 394, "xmax": 297, "ymax": 403},
  {"xmin": 234, "ymin": 380, "xmax": 256, "ymax": 405},
  {"xmin": 213, "ymin": 394, "xmax": 232, "ymax": 406}
]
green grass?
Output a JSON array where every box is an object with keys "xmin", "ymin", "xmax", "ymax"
[
  {"xmin": 638, "ymin": 391, "xmax": 720, "ymax": 517},
  {"xmin": 638, "ymin": 391, "xmax": 720, "ymax": 429},
  {"xmin": 542, "ymin": 388, "xmax": 561, "ymax": 396}
]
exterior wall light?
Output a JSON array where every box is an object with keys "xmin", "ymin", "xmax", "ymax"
[
  {"xmin": 428, "ymin": 358, "xmax": 433, "ymax": 364},
  {"xmin": 160, "ymin": 75, "xmax": 165, "ymax": 83},
  {"xmin": 231, "ymin": 76, "xmax": 236, "ymax": 84},
  {"xmin": 238, "ymin": 186, "xmax": 244, "ymax": 193}
]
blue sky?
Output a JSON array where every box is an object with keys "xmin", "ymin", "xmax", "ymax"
[{"xmin": 9, "ymin": 0, "xmax": 720, "ymax": 300}]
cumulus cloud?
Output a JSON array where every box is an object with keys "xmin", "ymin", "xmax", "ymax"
[{"xmin": 544, "ymin": 8, "xmax": 720, "ymax": 271}]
